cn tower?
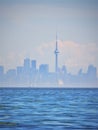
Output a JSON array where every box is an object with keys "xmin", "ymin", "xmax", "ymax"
[{"xmin": 54, "ymin": 33, "xmax": 59, "ymax": 73}]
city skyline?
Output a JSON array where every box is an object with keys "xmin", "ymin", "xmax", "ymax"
[
  {"xmin": 0, "ymin": 32, "xmax": 98, "ymax": 87},
  {"xmin": 0, "ymin": 55, "xmax": 98, "ymax": 87},
  {"xmin": 0, "ymin": 0, "xmax": 98, "ymax": 76},
  {"xmin": 0, "ymin": 34, "xmax": 97, "ymax": 78},
  {"xmin": 0, "ymin": 0, "xmax": 98, "ymax": 87},
  {"xmin": 0, "ymin": 16, "xmax": 98, "ymax": 88}
]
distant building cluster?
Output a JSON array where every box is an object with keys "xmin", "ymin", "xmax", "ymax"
[
  {"xmin": 0, "ymin": 59, "xmax": 97, "ymax": 87},
  {"xmin": 0, "ymin": 35, "xmax": 98, "ymax": 87}
]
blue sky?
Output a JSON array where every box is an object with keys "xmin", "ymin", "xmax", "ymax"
[{"xmin": 0, "ymin": 0, "xmax": 98, "ymax": 74}]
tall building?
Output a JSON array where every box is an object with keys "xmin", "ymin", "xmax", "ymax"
[
  {"xmin": 23, "ymin": 58, "xmax": 30, "ymax": 74},
  {"xmin": 39, "ymin": 64, "xmax": 49, "ymax": 74},
  {"xmin": 31, "ymin": 60, "xmax": 36, "ymax": 72},
  {"xmin": 24, "ymin": 58, "xmax": 30, "ymax": 69},
  {"xmin": 0, "ymin": 66, "xmax": 4, "ymax": 75},
  {"xmin": 54, "ymin": 33, "xmax": 59, "ymax": 73},
  {"xmin": 0, "ymin": 66, "xmax": 4, "ymax": 82},
  {"xmin": 87, "ymin": 65, "xmax": 97, "ymax": 80}
]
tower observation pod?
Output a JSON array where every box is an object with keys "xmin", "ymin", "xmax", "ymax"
[{"xmin": 54, "ymin": 33, "xmax": 59, "ymax": 73}]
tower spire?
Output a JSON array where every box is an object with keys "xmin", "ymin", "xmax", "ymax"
[{"xmin": 54, "ymin": 32, "xmax": 59, "ymax": 73}]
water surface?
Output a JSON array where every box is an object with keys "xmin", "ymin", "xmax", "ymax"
[{"xmin": 0, "ymin": 88, "xmax": 98, "ymax": 129}]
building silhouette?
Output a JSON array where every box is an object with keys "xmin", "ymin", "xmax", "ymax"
[
  {"xmin": 0, "ymin": 36, "xmax": 98, "ymax": 87},
  {"xmin": 31, "ymin": 60, "xmax": 36, "ymax": 73},
  {"xmin": 54, "ymin": 33, "xmax": 59, "ymax": 73},
  {"xmin": 0, "ymin": 66, "xmax": 4, "ymax": 76},
  {"xmin": 23, "ymin": 58, "xmax": 30, "ymax": 75}
]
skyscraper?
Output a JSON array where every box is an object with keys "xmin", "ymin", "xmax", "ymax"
[
  {"xmin": 0, "ymin": 66, "xmax": 4, "ymax": 76},
  {"xmin": 31, "ymin": 60, "xmax": 36, "ymax": 72},
  {"xmin": 23, "ymin": 58, "xmax": 30, "ymax": 75},
  {"xmin": 39, "ymin": 64, "xmax": 49, "ymax": 74},
  {"xmin": 24, "ymin": 58, "xmax": 30, "ymax": 69},
  {"xmin": 54, "ymin": 33, "xmax": 59, "ymax": 73}
]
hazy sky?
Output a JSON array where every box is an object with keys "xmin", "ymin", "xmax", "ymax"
[{"xmin": 0, "ymin": 0, "xmax": 98, "ymax": 74}]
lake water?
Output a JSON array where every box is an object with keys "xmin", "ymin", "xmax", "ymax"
[{"xmin": 0, "ymin": 88, "xmax": 98, "ymax": 129}]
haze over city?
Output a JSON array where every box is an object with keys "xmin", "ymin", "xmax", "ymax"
[{"xmin": 0, "ymin": 0, "xmax": 98, "ymax": 87}]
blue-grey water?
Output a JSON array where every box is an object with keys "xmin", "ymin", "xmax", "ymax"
[{"xmin": 0, "ymin": 88, "xmax": 98, "ymax": 130}]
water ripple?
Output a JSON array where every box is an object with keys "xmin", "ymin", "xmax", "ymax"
[{"xmin": 0, "ymin": 88, "xmax": 98, "ymax": 129}]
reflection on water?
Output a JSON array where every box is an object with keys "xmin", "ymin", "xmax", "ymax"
[{"xmin": 0, "ymin": 88, "xmax": 98, "ymax": 129}]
